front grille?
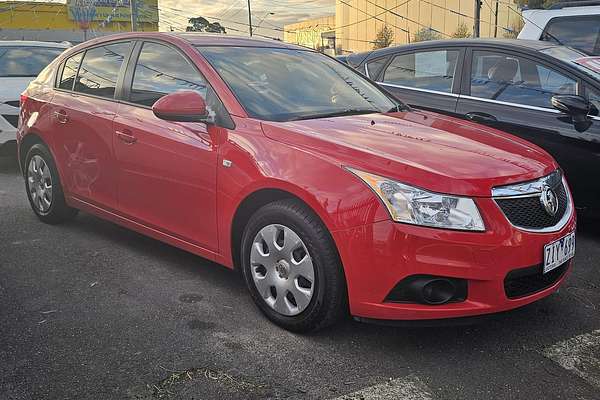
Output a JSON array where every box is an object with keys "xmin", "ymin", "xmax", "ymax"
[
  {"xmin": 495, "ymin": 180, "xmax": 567, "ymax": 230},
  {"xmin": 504, "ymin": 262, "xmax": 569, "ymax": 299},
  {"xmin": 1, "ymin": 114, "xmax": 18, "ymax": 128}
]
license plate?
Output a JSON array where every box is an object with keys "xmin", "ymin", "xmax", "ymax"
[{"xmin": 543, "ymin": 232, "xmax": 576, "ymax": 274}]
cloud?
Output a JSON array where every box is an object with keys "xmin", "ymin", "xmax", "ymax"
[{"xmin": 158, "ymin": 0, "xmax": 335, "ymax": 38}]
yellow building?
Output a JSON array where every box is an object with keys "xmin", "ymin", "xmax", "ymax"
[
  {"xmin": 283, "ymin": 15, "xmax": 336, "ymax": 52},
  {"xmin": 0, "ymin": 0, "xmax": 158, "ymax": 42},
  {"xmin": 285, "ymin": 0, "xmax": 523, "ymax": 54}
]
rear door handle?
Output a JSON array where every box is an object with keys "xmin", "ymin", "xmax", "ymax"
[
  {"xmin": 116, "ymin": 130, "xmax": 137, "ymax": 144},
  {"xmin": 54, "ymin": 110, "xmax": 68, "ymax": 124},
  {"xmin": 465, "ymin": 112, "xmax": 497, "ymax": 124}
]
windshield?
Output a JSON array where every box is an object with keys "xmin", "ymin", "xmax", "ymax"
[
  {"xmin": 0, "ymin": 46, "xmax": 65, "ymax": 77},
  {"xmin": 540, "ymin": 15, "xmax": 600, "ymax": 55},
  {"xmin": 541, "ymin": 47, "xmax": 600, "ymax": 81},
  {"xmin": 198, "ymin": 46, "xmax": 399, "ymax": 122}
]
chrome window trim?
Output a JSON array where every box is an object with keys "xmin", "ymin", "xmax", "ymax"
[
  {"xmin": 491, "ymin": 171, "xmax": 573, "ymax": 233},
  {"xmin": 364, "ymin": 64, "xmax": 370, "ymax": 78},
  {"xmin": 460, "ymin": 95, "xmax": 562, "ymax": 113},
  {"xmin": 377, "ymin": 82, "xmax": 459, "ymax": 98}
]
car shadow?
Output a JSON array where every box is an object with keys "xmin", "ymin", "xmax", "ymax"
[{"xmin": 64, "ymin": 211, "xmax": 247, "ymax": 294}]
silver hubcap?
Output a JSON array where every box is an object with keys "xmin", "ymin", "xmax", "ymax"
[
  {"xmin": 250, "ymin": 224, "xmax": 315, "ymax": 316},
  {"xmin": 27, "ymin": 155, "xmax": 53, "ymax": 213}
]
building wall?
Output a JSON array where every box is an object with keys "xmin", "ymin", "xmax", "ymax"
[
  {"xmin": 285, "ymin": 1, "xmax": 522, "ymax": 54},
  {"xmin": 283, "ymin": 15, "xmax": 336, "ymax": 50},
  {"xmin": 0, "ymin": 1, "xmax": 158, "ymax": 42}
]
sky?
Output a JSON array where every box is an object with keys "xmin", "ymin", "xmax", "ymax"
[{"xmin": 156, "ymin": 0, "xmax": 335, "ymax": 38}]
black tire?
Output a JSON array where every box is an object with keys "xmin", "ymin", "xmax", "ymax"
[
  {"xmin": 24, "ymin": 143, "xmax": 78, "ymax": 224},
  {"xmin": 241, "ymin": 199, "xmax": 347, "ymax": 332}
]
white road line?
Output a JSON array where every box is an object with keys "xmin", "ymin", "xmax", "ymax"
[
  {"xmin": 332, "ymin": 374, "xmax": 434, "ymax": 400},
  {"xmin": 543, "ymin": 329, "xmax": 600, "ymax": 389}
]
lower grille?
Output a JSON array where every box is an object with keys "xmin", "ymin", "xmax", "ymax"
[
  {"xmin": 504, "ymin": 262, "xmax": 569, "ymax": 299},
  {"xmin": 1, "ymin": 114, "xmax": 18, "ymax": 129}
]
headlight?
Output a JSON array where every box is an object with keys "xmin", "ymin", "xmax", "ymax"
[{"xmin": 348, "ymin": 168, "xmax": 485, "ymax": 231}]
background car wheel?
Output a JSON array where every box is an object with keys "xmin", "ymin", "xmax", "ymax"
[
  {"xmin": 24, "ymin": 143, "xmax": 77, "ymax": 224},
  {"xmin": 241, "ymin": 199, "xmax": 347, "ymax": 332}
]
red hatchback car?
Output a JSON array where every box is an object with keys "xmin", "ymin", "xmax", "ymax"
[{"xmin": 17, "ymin": 33, "xmax": 576, "ymax": 332}]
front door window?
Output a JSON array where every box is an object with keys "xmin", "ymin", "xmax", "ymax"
[{"xmin": 470, "ymin": 50, "xmax": 577, "ymax": 109}]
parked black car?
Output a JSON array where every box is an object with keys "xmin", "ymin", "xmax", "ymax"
[{"xmin": 342, "ymin": 39, "xmax": 600, "ymax": 217}]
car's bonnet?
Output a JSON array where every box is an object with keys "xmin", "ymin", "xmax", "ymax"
[{"xmin": 260, "ymin": 110, "xmax": 558, "ymax": 197}]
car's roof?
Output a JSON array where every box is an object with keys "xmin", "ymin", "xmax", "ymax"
[
  {"xmin": 69, "ymin": 32, "xmax": 309, "ymax": 51},
  {"xmin": 0, "ymin": 40, "xmax": 70, "ymax": 48},
  {"xmin": 169, "ymin": 32, "xmax": 307, "ymax": 49},
  {"xmin": 362, "ymin": 38, "xmax": 569, "ymax": 59}
]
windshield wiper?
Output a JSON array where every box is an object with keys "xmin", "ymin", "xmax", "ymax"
[{"xmin": 289, "ymin": 108, "xmax": 380, "ymax": 121}]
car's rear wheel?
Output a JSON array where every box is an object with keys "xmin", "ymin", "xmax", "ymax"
[
  {"xmin": 24, "ymin": 143, "xmax": 77, "ymax": 224},
  {"xmin": 241, "ymin": 199, "xmax": 347, "ymax": 332}
]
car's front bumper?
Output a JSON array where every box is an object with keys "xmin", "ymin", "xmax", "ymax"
[{"xmin": 332, "ymin": 196, "xmax": 577, "ymax": 321}]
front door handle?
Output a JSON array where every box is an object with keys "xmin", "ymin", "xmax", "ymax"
[
  {"xmin": 54, "ymin": 110, "xmax": 68, "ymax": 124},
  {"xmin": 465, "ymin": 112, "xmax": 497, "ymax": 124},
  {"xmin": 116, "ymin": 130, "xmax": 137, "ymax": 144}
]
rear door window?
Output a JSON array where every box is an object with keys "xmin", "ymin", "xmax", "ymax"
[
  {"xmin": 129, "ymin": 42, "xmax": 208, "ymax": 107},
  {"xmin": 541, "ymin": 16, "xmax": 600, "ymax": 56},
  {"xmin": 469, "ymin": 50, "xmax": 577, "ymax": 108},
  {"xmin": 381, "ymin": 50, "xmax": 459, "ymax": 93},
  {"xmin": 58, "ymin": 53, "xmax": 82, "ymax": 90},
  {"xmin": 74, "ymin": 41, "xmax": 131, "ymax": 99},
  {"xmin": 366, "ymin": 57, "xmax": 388, "ymax": 79}
]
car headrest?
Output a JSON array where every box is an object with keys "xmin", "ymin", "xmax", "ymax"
[{"xmin": 488, "ymin": 58, "xmax": 519, "ymax": 83}]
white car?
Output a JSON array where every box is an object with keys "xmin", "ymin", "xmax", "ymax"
[
  {"xmin": 518, "ymin": 2, "xmax": 600, "ymax": 55},
  {"xmin": 0, "ymin": 41, "xmax": 69, "ymax": 152}
]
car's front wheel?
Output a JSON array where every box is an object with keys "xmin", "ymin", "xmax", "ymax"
[
  {"xmin": 241, "ymin": 199, "xmax": 347, "ymax": 332},
  {"xmin": 24, "ymin": 143, "xmax": 77, "ymax": 224}
]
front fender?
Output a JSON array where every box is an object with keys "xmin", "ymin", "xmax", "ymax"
[{"xmin": 216, "ymin": 118, "xmax": 388, "ymax": 267}]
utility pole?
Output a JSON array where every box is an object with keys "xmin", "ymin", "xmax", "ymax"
[
  {"xmin": 473, "ymin": 0, "xmax": 481, "ymax": 38},
  {"xmin": 130, "ymin": 0, "xmax": 137, "ymax": 32},
  {"xmin": 247, "ymin": 0, "xmax": 253, "ymax": 36},
  {"xmin": 493, "ymin": 0, "xmax": 499, "ymax": 37}
]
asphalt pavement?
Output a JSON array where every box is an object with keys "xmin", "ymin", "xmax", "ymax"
[{"xmin": 1, "ymin": 154, "xmax": 599, "ymax": 400}]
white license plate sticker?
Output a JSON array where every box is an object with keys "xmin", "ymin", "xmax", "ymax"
[{"xmin": 543, "ymin": 232, "xmax": 576, "ymax": 274}]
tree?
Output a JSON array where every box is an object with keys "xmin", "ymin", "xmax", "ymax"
[
  {"xmin": 413, "ymin": 27, "xmax": 441, "ymax": 42},
  {"xmin": 373, "ymin": 25, "xmax": 394, "ymax": 49},
  {"xmin": 451, "ymin": 22, "xmax": 470, "ymax": 38},
  {"xmin": 186, "ymin": 16, "xmax": 226, "ymax": 33}
]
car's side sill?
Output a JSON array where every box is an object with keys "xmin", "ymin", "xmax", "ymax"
[{"xmin": 68, "ymin": 196, "xmax": 226, "ymax": 268}]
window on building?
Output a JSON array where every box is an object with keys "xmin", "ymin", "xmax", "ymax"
[
  {"xmin": 382, "ymin": 50, "xmax": 459, "ymax": 93},
  {"xmin": 541, "ymin": 16, "xmax": 600, "ymax": 56},
  {"xmin": 74, "ymin": 42, "xmax": 131, "ymax": 99},
  {"xmin": 58, "ymin": 53, "xmax": 83, "ymax": 90},
  {"xmin": 129, "ymin": 42, "xmax": 208, "ymax": 107},
  {"xmin": 470, "ymin": 50, "xmax": 576, "ymax": 108}
]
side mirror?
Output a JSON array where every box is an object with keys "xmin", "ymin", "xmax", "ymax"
[
  {"xmin": 551, "ymin": 95, "xmax": 591, "ymax": 123},
  {"xmin": 152, "ymin": 90, "xmax": 212, "ymax": 123}
]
